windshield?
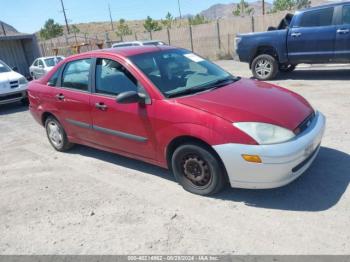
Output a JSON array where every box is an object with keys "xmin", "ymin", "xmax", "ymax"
[
  {"xmin": 44, "ymin": 57, "xmax": 63, "ymax": 67},
  {"xmin": 129, "ymin": 49, "xmax": 237, "ymax": 98},
  {"xmin": 0, "ymin": 60, "xmax": 12, "ymax": 73}
]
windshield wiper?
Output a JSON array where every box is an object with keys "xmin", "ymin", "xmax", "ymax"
[{"xmin": 167, "ymin": 76, "xmax": 239, "ymax": 98}]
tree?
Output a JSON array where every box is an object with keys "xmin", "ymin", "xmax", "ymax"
[
  {"xmin": 271, "ymin": 0, "xmax": 310, "ymax": 12},
  {"xmin": 188, "ymin": 14, "xmax": 208, "ymax": 26},
  {"xmin": 233, "ymin": 0, "xmax": 254, "ymax": 16},
  {"xmin": 39, "ymin": 19, "xmax": 63, "ymax": 40},
  {"xmin": 143, "ymin": 16, "xmax": 162, "ymax": 32},
  {"xmin": 161, "ymin": 12, "xmax": 174, "ymax": 29},
  {"xmin": 71, "ymin": 25, "xmax": 80, "ymax": 34},
  {"xmin": 116, "ymin": 19, "xmax": 132, "ymax": 36}
]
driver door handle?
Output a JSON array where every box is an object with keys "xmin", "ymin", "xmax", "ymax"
[
  {"xmin": 291, "ymin": 32, "xmax": 301, "ymax": 37},
  {"xmin": 337, "ymin": 29, "xmax": 350, "ymax": 34},
  {"xmin": 95, "ymin": 102, "xmax": 108, "ymax": 111}
]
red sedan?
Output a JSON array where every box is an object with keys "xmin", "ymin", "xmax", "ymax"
[{"xmin": 28, "ymin": 46, "xmax": 326, "ymax": 195}]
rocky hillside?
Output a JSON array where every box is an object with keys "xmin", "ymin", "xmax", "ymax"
[{"xmin": 200, "ymin": 1, "xmax": 273, "ymax": 19}]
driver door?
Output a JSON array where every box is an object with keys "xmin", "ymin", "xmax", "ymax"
[{"xmin": 89, "ymin": 57, "xmax": 156, "ymax": 160}]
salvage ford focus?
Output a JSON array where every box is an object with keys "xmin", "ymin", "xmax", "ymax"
[{"xmin": 28, "ymin": 46, "xmax": 325, "ymax": 195}]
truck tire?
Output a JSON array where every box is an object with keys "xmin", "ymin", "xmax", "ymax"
[
  {"xmin": 280, "ymin": 64, "xmax": 296, "ymax": 73},
  {"xmin": 251, "ymin": 54, "xmax": 278, "ymax": 80}
]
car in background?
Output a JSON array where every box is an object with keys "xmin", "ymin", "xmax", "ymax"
[
  {"xmin": 29, "ymin": 56, "xmax": 65, "ymax": 79},
  {"xmin": 112, "ymin": 40, "xmax": 166, "ymax": 48},
  {"xmin": 235, "ymin": 2, "xmax": 350, "ymax": 80},
  {"xmin": 0, "ymin": 59, "xmax": 28, "ymax": 105},
  {"xmin": 28, "ymin": 46, "xmax": 325, "ymax": 195}
]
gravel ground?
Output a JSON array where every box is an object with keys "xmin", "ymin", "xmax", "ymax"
[{"xmin": 0, "ymin": 61, "xmax": 349, "ymax": 255}]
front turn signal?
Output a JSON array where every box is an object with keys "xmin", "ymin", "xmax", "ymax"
[{"xmin": 242, "ymin": 154, "xmax": 262, "ymax": 163}]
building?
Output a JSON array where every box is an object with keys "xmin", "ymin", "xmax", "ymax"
[{"xmin": 0, "ymin": 21, "xmax": 41, "ymax": 78}]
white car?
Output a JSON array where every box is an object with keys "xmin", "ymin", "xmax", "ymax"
[
  {"xmin": 0, "ymin": 59, "xmax": 28, "ymax": 105},
  {"xmin": 29, "ymin": 56, "xmax": 65, "ymax": 79},
  {"xmin": 112, "ymin": 40, "xmax": 165, "ymax": 48}
]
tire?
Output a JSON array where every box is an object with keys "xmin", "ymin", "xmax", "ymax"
[
  {"xmin": 21, "ymin": 97, "xmax": 29, "ymax": 106},
  {"xmin": 279, "ymin": 64, "xmax": 296, "ymax": 73},
  {"xmin": 171, "ymin": 143, "xmax": 227, "ymax": 195},
  {"xmin": 251, "ymin": 54, "xmax": 279, "ymax": 80},
  {"xmin": 45, "ymin": 116, "xmax": 74, "ymax": 152}
]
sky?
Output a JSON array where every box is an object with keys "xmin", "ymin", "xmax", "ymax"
[{"xmin": 1, "ymin": 0, "xmax": 264, "ymax": 33}]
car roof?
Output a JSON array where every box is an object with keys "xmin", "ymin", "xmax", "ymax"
[
  {"xmin": 36, "ymin": 56, "xmax": 64, "ymax": 60},
  {"xmin": 85, "ymin": 45, "xmax": 177, "ymax": 58},
  {"xmin": 297, "ymin": 1, "xmax": 350, "ymax": 13}
]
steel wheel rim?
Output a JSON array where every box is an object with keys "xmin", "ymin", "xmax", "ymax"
[
  {"xmin": 255, "ymin": 59, "xmax": 272, "ymax": 78},
  {"xmin": 47, "ymin": 121, "xmax": 63, "ymax": 148},
  {"xmin": 181, "ymin": 154, "xmax": 212, "ymax": 188}
]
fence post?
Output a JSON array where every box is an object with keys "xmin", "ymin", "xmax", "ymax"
[
  {"xmin": 149, "ymin": 31, "xmax": 153, "ymax": 40},
  {"xmin": 216, "ymin": 20, "xmax": 221, "ymax": 50},
  {"xmin": 167, "ymin": 28, "xmax": 171, "ymax": 45},
  {"xmin": 105, "ymin": 32, "xmax": 111, "ymax": 48},
  {"xmin": 251, "ymin": 16, "xmax": 255, "ymax": 32},
  {"xmin": 134, "ymin": 32, "xmax": 138, "ymax": 41},
  {"xmin": 189, "ymin": 25, "xmax": 194, "ymax": 52},
  {"xmin": 65, "ymin": 34, "xmax": 71, "ymax": 56}
]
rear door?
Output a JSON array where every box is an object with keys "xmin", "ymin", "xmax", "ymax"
[
  {"xmin": 89, "ymin": 57, "xmax": 156, "ymax": 160},
  {"xmin": 288, "ymin": 7, "xmax": 336, "ymax": 63},
  {"xmin": 51, "ymin": 58, "xmax": 94, "ymax": 142},
  {"xmin": 335, "ymin": 5, "xmax": 350, "ymax": 61}
]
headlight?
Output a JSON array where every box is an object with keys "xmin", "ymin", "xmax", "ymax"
[
  {"xmin": 19, "ymin": 77, "xmax": 28, "ymax": 85},
  {"xmin": 233, "ymin": 122, "xmax": 295, "ymax": 145}
]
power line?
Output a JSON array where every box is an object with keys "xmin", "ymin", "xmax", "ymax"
[
  {"xmin": 59, "ymin": 0, "xmax": 70, "ymax": 34},
  {"xmin": 108, "ymin": 3, "xmax": 114, "ymax": 31}
]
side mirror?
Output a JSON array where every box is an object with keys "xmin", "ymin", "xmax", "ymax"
[
  {"xmin": 12, "ymin": 66, "xmax": 18, "ymax": 72},
  {"xmin": 116, "ymin": 91, "xmax": 145, "ymax": 104}
]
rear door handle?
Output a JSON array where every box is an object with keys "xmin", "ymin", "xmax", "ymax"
[
  {"xmin": 291, "ymin": 32, "xmax": 301, "ymax": 37},
  {"xmin": 55, "ymin": 93, "xmax": 65, "ymax": 100},
  {"xmin": 337, "ymin": 29, "xmax": 350, "ymax": 34},
  {"xmin": 95, "ymin": 102, "xmax": 108, "ymax": 111}
]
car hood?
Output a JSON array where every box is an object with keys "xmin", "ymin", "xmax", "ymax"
[
  {"xmin": 175, "ymin": 78, "xmax": 313, "ymax": 131},
  {"xmin": 0, "ymin": 71, "xmax": 24, "ymax": 83}
]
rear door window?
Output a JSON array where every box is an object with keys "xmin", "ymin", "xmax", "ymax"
[
  {"xmin": 61, "ymin": 59, "xmax": 92, "ymax": 91},
  {"xmin": 342, "ymin": 5, "xmax": 350, "ymax": 24},
  {"xmin": 299, "ymin": 7, "xmax": 334, "ymax": 27}
]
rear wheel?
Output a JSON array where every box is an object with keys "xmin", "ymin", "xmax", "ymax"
[
  {"xmin": 251, "ymin": 54, "xmax": 278, "ymax": 80},
  {"xmin": 45, "ymin": 116, "xmax": 74, "ymax": 152},
  {"xmin": 171, "ymin": 143, "xmax": 227, "ymax": 195}
]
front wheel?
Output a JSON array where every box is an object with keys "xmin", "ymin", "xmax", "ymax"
[
  {"xmin": 45, "ymin": 116, "xmax": 74, "ymax": 152},
  {"xmin": 251, "ymin": 54, "xmax": 278, "ymax": 80},
  {"xmin": 171, "ymin": 144, "xmax": 227, "ymax": 195}
]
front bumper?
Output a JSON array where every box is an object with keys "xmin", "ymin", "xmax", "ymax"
[
  {"xmin": 213, "ymin": 112, "xmax": 326, "ymax": 189},
  {"xmin": 0, "ymin": 89, "xmax": 27, "ymax": 105}
]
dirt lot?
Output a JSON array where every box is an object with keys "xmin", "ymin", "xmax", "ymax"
[{"xmin": 0, "ymin": 61, "xmax": 349, "ymax": 254}]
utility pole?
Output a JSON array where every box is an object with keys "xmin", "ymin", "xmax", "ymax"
[
  {"xmin": 177, "ymin": 0, "xmax": 182, "ymax": 19},
  {"xmin": 60, "ymin": 0, "xmax": 70, "ymax": 34},
  {"xmin": 262, "ymin": 0, "xmax": 265, "ymax": 15},
  {"xmin": 108, "ymin": 3, "xmax": 114, "ymax": 31}
]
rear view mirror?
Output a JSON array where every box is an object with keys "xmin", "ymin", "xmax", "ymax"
[
  {"xmin": 116, "ymin": 91, "xmax": 145, "ymax": 104},
  {"xmin": 12, "ymin": 66, "xmax": 18, "ymax": 72}
]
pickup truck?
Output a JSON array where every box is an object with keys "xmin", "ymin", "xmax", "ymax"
[{"xmin": 235, "ymin": 2, "xmax": 350, "ymax": 80}]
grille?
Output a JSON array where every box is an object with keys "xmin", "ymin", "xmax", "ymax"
[
  {"xmin": 294, "ymin": 112, "xmax": 315, "ymax": 135},
  {"xmin": 10, "ymin": 81, "xmax": 19, "ymax": 89}
]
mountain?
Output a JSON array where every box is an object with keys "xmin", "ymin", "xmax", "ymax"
[
  {"xmin": 0, "ymin": 21, "xmax": 19, "ymax": 36},
  {"xmin": 200, "ymin": 1, "xmax": 273, "ymax": 19}
]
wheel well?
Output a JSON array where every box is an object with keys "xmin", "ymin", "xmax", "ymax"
[
  {"xmin": 250, "ymin": 46, "xmax": 279, "ymax": 67},
  {"xmin": 166, "ymin": 136, "xmax": 229, "ymax": 181},
  {"xmin": 41, "ymin": 112, "xmax": 56, "ymax": 126}
]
